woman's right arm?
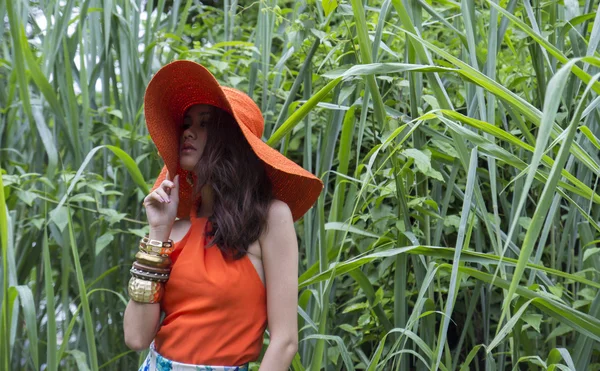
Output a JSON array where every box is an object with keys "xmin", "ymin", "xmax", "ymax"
[
  {"xmin": 123, "ymin": 173, "xmax": 180, "ymax": 351},
  {"xmin": 123, "ymin": 226, "xmax": 172, "ymax": 351}
]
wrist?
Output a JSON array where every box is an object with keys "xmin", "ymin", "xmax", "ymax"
[{"xmin": 148, "ymin": 225, "xmax": 172, "ymax": 241}]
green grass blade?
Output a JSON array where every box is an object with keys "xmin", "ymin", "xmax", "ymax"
[
  {"xmin": 6, "ymin": 0, "xmax": 34, "ymax": 129},
  {"xmin": 270, "ymin": 39, "xmax": 320, "ymax": 138},
  {"xmin": 407, "ymin": 31, "xmax": 600, "ymax": 177},
  {"xmin": 322, "ymin": 63, "xmax": 455, "ymax": 79},
  {"xmin": 488, "ymin": 299, "xmax": 534, "ymax": 353},
  {"xmin": 42, "ymin": 218, "xmax": 57, "ymax": 371},
  {"xmin": 433, "ymin": 148, "xmax": 478, "ymax": 370},
  {"xmin": 302, "ymin": 334, "xmax": 354, "ymax": 371},
  {"xmin": 13, "ymin": 286, "xmax": 38, "ymax": 370},
  {"xmin": 267, "ymin": 77, "xmax": 342, "ymax": 146},
  {"xmin": 499, "ymin": 68, "xmax": 600, "ymax": 332},
  {"xmin": 456, "ymin": 265, "xmax": 600, "ymax": 342},
  {"xmin": 53, "ymin": 145, "xmax": 149, "ymax": 215},
  {"xmin": 0, "ymin": 168, "xmax": 10, "ymax": 370},
  {"xmin": 495, "ymin": 58, "xmax": 579, "ymax": 291},
  {"xmin": 66, "ymin": 205, "xmax": 98, "ymax": 370},
  {"xmin": 488, "ymin": 0, "xmax": 600, "ymax": 94},
  {"xmin": 349, "ymin": 0, "xmax": 386, "ymax": 130}
]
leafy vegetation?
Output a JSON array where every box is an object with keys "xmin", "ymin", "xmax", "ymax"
[{"xmin": 1, "ymin": 0, "xmax": 599, "ymax": 369}]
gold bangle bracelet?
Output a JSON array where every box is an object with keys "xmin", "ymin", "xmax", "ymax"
[
  {"xmin": 142, "ymin": 235, "xmax": 174, "ymax": 248},
  {"xmin": 135, "ymin": 251, "xmax": 172, "ymax": 268},
  {"xmin": 128, "ymin": 276, "xmax": 164, "ymax": 303},
  {"xmin": 139, "ymin": 242, "xmax": 174, "ymax": 256}
]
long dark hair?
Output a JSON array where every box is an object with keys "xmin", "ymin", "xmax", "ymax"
[{"xmin": 192, "ymin": 107, "xmax": 273, "ymax": 260}]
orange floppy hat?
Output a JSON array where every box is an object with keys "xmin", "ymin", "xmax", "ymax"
[{"xmin": 145, "ymin": 60, "xmax": 324, "ymax": 221}]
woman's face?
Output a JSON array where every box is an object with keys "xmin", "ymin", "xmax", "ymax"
[{"xmin": 179, "ymin": 104, "xmax": 212, "ymax": 171}]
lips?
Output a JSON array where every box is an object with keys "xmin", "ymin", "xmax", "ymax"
[{"xmin": 182, "ymin": 142, "xmax": 196, "ymax": 151}]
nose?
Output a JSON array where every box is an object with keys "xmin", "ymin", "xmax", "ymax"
[{"xmin": 182, "ymin": 125, "xmax": 195, "ymax": 140}]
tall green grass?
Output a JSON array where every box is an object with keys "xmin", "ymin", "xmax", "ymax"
[{"xmin": 1, "ymin": 0, "xmax": 599, "ymax": 370}]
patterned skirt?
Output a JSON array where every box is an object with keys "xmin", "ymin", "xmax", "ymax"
[{"xmin": 138, "ymin": 341, "xmax": 249, "ymax": 371}]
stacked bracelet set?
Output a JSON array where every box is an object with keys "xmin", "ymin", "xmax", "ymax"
[{"xmin": 127, "ymin": 235, "xmax": 174, "ymax": 304}]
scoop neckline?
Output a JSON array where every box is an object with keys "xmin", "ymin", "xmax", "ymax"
[{"xmin": 172, "ymin": 215, "xmax": 207, "ymax": 246}]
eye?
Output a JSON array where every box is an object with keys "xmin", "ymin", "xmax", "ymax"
[
  {"xmin": 199, "ymin": 114, "xmax": 211, "ymax": 128},
  {"xmin": 182, "ymin": 118, "xmax": 192, "ymax": 130}
]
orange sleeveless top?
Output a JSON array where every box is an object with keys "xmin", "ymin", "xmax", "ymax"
[{"xmin": 154, "ymin": 213, "xmax": 267, "ymax": 365}]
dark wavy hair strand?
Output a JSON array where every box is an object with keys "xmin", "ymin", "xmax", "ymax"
[{"xmin": 192, "ymin": 107, "xmax": 273, "ymax": 260}]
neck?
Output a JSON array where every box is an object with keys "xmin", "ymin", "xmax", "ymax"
[{"xmin": 196, "ymin": 183, "xmax": 214, "ymax": 218}]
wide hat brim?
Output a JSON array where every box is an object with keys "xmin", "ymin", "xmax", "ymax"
[{"xmin": 145, "ymin": 60, "xmax": 323, "ymax": 221}]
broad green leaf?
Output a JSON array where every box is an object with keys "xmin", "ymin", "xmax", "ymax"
[
  {"xmin": 338, "ymin": 324, "xmax": 358, "ymax": 336},
  {"xmin": 95, "ymin": 233, "xmax": 114, "ymax": 256},
  {"xmin": 583, "ymin": 247, "xmax": 600, "ymax": 262},
  {"xmin": 402, "ymin": 148, "xmax": 444, "ymax": 182},
  {"xmin": 322, "ymin": 0, "xmax": 338, "ymax": 16},
  {"xmin": 522, "ymin": 313, "xmax": 543, "ymax": 333},
  {"xmin": 49, "ymin": 206, "xmax": 69, "ymax": 232},
  {"xmin": 16, "ymin": 190, "xmax": 37, "ymax": 206}
]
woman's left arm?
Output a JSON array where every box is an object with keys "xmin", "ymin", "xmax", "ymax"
[{"xmin": 258, "ymin": 200, "xmax": 299, "ymax": 371}]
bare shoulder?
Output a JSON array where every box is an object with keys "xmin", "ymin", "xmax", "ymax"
[
  {"xmin": 264, "ymin": 199, "xmax": 293, "ymax": 232},
  {"xmin": 170, "ymin": 218, "xmax": 192, "ymax": 243},
  {"xmin": 259, "ymin": 199, "xmax": 296, "ymax": 249},
  {"xmin": 268, "ymin": 199, "xmax": 293, "ymax": 221}
]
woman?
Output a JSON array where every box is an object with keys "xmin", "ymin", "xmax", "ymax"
[{"xmin": 123, "ymin": 60, "xmax": 323, "ymax": 371}]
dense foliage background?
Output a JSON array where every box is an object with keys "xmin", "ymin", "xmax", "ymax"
[{"xmin": 1, "ymin": 0, "xmax": 600, "ymax": 369}]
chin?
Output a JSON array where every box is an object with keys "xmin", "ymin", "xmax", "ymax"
[{"xmin": 180, "ymin": 153, "xmax": 201, "ymax": 170}]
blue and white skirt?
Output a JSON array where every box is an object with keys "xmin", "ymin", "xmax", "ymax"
[{"xmin": 138, "ymin": 341, "xmax": 249, "ymax": 371}]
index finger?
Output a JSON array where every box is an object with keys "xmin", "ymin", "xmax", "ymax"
[{"xmin": 166, "ymin": 170, "xmax": 171, "ymax": 181}]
